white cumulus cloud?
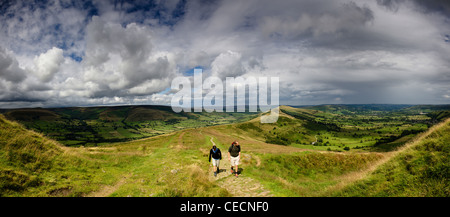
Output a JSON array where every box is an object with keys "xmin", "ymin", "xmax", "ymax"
[{"xmin": 33, "ymin": 47, "xmax": 64, "ymax": 82}]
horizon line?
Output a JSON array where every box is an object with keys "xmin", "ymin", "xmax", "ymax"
[{"xmin": 1, "ymin": 103, "xmax": 450, "ymax": 110}]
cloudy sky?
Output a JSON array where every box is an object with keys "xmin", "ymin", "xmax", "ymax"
[{"xmin": 0, "ymin": 0, "xmax": 449, "ymax": 108}]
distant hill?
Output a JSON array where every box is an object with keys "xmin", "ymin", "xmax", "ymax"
[
  {"xmin": 292, "ymin": 104, "xmax": 450, "ymax": 115},
  {"xmin": 0, "ymin": 105, "xmax": 258, "ymax": 147},
  {"xmin": 2, "ymin": 104, "xmax": 447, "ymax": 150}
]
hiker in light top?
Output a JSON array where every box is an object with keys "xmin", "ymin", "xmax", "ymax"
[
  {"xmin": 209, "ymin": 144, "xmax": 222, "ymax": 177},
  {"xmin": 228, "ymin": 141, "xmax": 241, "ymax": 177}
]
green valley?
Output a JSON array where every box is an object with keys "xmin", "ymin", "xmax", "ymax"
[{"xmin": 0, "ymin": 105, "xmax": 258, "ymax": 147}]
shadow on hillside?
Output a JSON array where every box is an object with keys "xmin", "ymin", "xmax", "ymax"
[{"xmin": 217, "ymin": 167, "xmax": 244, "ymax": 174}]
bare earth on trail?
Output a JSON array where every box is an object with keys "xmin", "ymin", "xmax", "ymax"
[
  {"xmin": 87, "ymin": 173, "xmax": 132, "ymax": 197},
  {"xmin": 217, "ymin": 173, "xmax": 273, "ymax": 197},
  {"xmin": 207, "ymin": 137, "xmax": 273, "ymax": 197}
]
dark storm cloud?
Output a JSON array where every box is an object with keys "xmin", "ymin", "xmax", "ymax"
[
  {"xmin": 0, "ymin": 46, "xmax": 27, "ymax": 83},
  {"xmin": 411, "ymin": 0, "xmax": 450, "ymax": 16},
  {"xmin": 376, "ymin": 0, "xmax": 405, "ymax": 12},
  {"xmin": 377, "ymin": 0, "xmax": 450, "ymax": 16},
  {"xmin": 0, "ymin": 94, "xmax": 45, "ymax": 103},
  {"xmin": 255, "ymin": 1, "xmax": 375, "ymax": 49}
]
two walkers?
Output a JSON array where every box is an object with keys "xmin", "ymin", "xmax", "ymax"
[{"xmin": 208, "ymin": 140, "xmax": 241, "ymax": 177}]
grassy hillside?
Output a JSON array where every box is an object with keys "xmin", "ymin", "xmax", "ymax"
[
  {"xmin": 244, "ymin": 151, "xmax": 385, "ymax": 196},
  {"xmin": 2, "ymin": 104, "xmax": 441, "ymax": 152},
  {"xmin": 334, "ymin": 118, "xmax": 450, "ymax": 196},
  {"xmin": 224, "ymin": 105, "xmax": 432, "ymax": 152},
  {"xmin": 0, "ymin": 114, "xmax": 121, "ymax": 196},
  {"xmin": 0, "ymin": 105, "xmax": 448, "ymax": 197},
  {"xmin": 0, "ymin": 114, "xmax": 230, "ymax": 197},
  {"xmin": 0, "ymin": 115, "xmax": 62, "ymax": 195}
]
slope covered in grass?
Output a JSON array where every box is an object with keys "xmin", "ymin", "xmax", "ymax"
[
  {"xmin": 244, "ymin": 151, "xmax": 384, "ymax": 196},
  {"xmin": 1, "ymin": 110, "xmax": 448, "ymax": 197},
  {"xmin": 0, "ymin": 114, "xmax": 229, "ymax": 197},
  {"xmin": 0, "ymin": 114, "xmax": 119, "ymax": 196},
  {"xmin": 334, "ymin": 118, "xmax": 450, "ymax": 196},
  {"xmin": 0, "ymin": 115, "xmax": 63, "ymax": 195},
  {"xmin": 204, "ymin": 113, "xmax": 449, "ymax": 197}
]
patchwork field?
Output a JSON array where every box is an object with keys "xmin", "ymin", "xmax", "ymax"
[{"xmin": 0, "ymin": 105, "xmax": 258, "ymax": 147}]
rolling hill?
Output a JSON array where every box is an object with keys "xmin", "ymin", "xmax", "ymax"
[
  {"xmin": 0, "ymin": 105, "xmax": 258, "ymax": 147},
  {"xmin": 0, "ymin": 115, "xmax": 64, "ymax": 196},
  {"xmin": 335, "ymin": 118, "xmax": 450, "ymax": 196},
  {"xmin": 0, "ymin": 113, "xmax": 230, "ymax": 197}
]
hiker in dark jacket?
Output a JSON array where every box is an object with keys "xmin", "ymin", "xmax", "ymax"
[
  {"xmin": 228, "ymin": 141, "xmax": 241, "ymax": 177},
  {"xmin": 209, "ymin": 145, "xmax": 222, "ymax": 177}
]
